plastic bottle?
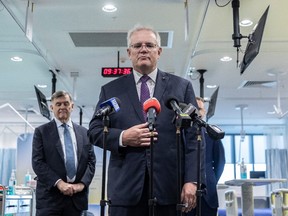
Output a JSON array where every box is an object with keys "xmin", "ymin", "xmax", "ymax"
[
  {"xmin": 24, "ymin": 170, "xmax": 32, "ymax": 186},
  {"xmin": 8, "ymin": 169, "xmax": 16, "ymax": 195},
  {"xmin": 240, "ymin": 158, "xmax": 247, "ymax": 179}
]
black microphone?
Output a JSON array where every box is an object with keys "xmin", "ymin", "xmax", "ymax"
[
  {"xmin": 143, "ymin": 97, "xmax": 161, "ymax": 131},
  {"xmin": 165, "ymin": 97, "xmax": 191, "ymax": 128},
  {"xmin": 165, "ymin": 97, "xmax": 183, "ymax": 116},
  {"xmin": 181, "ymin": 103, "xmax": 225, "ymax": 140},
  {"xmin": 180, "ymin": 102, "xmax": 198, "ymax": 117},
  {"xmin": 95, "ymin": 97, "xmax": 121, "ymax": 118}
]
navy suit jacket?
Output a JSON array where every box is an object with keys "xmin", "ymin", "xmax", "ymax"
[
  {"xmin": 32, "ymin": 120, "xmax": 96, "ymax": 211},
  {"xmin": 202, "ymin": 132, "xmax": 225, "ymax": 209},
  {"xmin": 88, "ymin": 70, "xmax": 205, "ymax": 206}
]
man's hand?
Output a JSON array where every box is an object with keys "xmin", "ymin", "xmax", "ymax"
[
  {"xmin": 56, "ymin": 180, "xmax": 74, "ymax": 196},
  {"xmin": 122, "ymin": 123, "xmax": 157, "ymax": 147},
  {"xmin": 181, "ymin": 182, "xmax": 197, "ymax": 213},
  {"xmin": 72, "ymin": 183, "xmax": 85, "ymax": 193}
]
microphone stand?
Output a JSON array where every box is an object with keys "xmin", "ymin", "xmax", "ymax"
[
  {"xmin": 148, "ymin": 122, "xmax": 157, "ymax": 216},
  {"xmin": 177, "ymin": 102, "xmax": 225, "ymax": 216},
  {"xmin": 174, "ymin": 115, "xmax": 191, "ymax": 216},
  {"xmin": 175, "ymin": 120, "xmax": 183, "ymax": 216},
  {"xmin": 192, "ymin": 118, "xmax": 224, "ymax": 216},
  {"xmin": 195, "ymin": 126, "xmax": 204, "ymax": 216},
  {"xmin": 100, "ymin": 115, "xmax": 110, "ymax": 216}
]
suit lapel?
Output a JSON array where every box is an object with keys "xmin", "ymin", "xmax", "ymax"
[
  {"xmin": 50, "ymin": 120, "xmax": 65, "ymax": 161},
  {"xmin": 125, "ymin": 74, "xmax": 144, "ymax": 121},
  {"xmin": 153, "ymin": 70, "xmax": 169, "ymax": 101}
]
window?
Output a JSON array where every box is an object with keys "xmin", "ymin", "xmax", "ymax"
[{"xmin": 218, "ymin": 134, "xmax": 272, "ymax": 183}]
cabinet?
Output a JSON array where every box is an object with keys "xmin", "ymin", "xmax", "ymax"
[{"xmin": 0, "ymin": 185, "xmax": 33, "ymax": 216}]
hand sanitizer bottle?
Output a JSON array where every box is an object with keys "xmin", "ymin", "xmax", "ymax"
[
  {"xmin": 24, "ymin": 170, "xmax": 32, "ymax": 186},
  {"xmin": 240, "ymin": 158, "xmax": 247, "ymax": 179},
  {"xmin": 8, "ymin": 169, "xmax": 16, "ymax": 195}
]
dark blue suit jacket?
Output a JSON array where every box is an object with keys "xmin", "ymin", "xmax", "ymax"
[
  {"xmin": 88, "ymin": 70, "xmax": 205, "ymax": 206},
  {"xmin": 203, "ymin": 132, "xmax": 225, "ymax": 209},
  {"xmin": 32, "ymin": 120, "xmax": 96, "ymax": 211}
]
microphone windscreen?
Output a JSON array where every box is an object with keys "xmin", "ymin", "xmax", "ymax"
[
  {"xmin": 165, "ymin": 96, "xmax": 179, "ymax": 110},
  {"xmin": 178, "ymin": 102, "xmax": 187, "ymax": 110},
  {"xmin": 182, "ymin": 103, "xmax": 198, "ymax": 116},
  {"xmin": 143, "ymin": 97, "xmax": 161, "ymax": 114},
  {"xmin": 114, "ymin": 97, "xmax": 121, "ymax": 107},
  {"xmin": 100, "ymin": 97, "xmax": 121, "ymax": 112}
]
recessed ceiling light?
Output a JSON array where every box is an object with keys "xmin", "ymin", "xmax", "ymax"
[
  {"xmin": 220, "ymin": 56, "xmax": 232, "ymax": 62},
  {"xmin": 37, "ymin": 84, "xmax": 47, "ymax": 88},
  {"xmin": 102, "ymin": 4, "xmax": 117, "ymax": 12},
  {"xmin": 206, "ymin": 85, "xmax": 217, "ymax": 89},
  {"xmin": 240, "ymin": 19, "xmax": 253, "ymax": 27},
  {"xmin": 11, "ymin": 56, "xmax": 23, "ymax": 62}
]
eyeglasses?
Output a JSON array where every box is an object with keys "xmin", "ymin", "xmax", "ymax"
[{"xmin": 129, "ymin": 42, "xmax": 158, "ymax": 51}]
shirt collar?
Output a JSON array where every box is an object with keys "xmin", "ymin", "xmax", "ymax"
[
  {"xmin": 55, "ymin": 118, "xmax": 73, "ymax": 128},
  {"xmin": 133, "ymin": 68, "xmax": 158, "ymax": 84}
]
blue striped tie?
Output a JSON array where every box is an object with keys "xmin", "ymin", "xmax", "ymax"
[{"xmin": 62, "ymin": 124, "xmax": 76, "ymax": 179}]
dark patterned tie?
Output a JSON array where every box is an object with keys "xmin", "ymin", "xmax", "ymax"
[
  {"xmin": 62, "ymin": 123, "xmax": 76, "ymax": 179},
  {"xmin": 140, "ymin": 75, "xmax": 150, "ymax": 118}
]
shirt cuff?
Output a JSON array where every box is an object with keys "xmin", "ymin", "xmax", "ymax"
[
  {"xmin": 54, "ymin": 179, "xmax": 62, "ymax": 187},
  {"xmin": 119, "ymin": 130, "xmax": 126, "ymax": 147}
]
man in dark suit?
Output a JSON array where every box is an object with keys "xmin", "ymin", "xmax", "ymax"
[
  {"xmin": 188, "ymin": 97, "xmax": 225, "ymax": 216},
  {"xmin": 32, "ymin": 90, "xmax": 96, "ymax": 216},
  {"xmin": 88, "ymin": 24, "xmax": 205, "ymax": 216}
]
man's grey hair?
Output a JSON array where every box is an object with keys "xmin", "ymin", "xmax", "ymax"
[
  {"xmin": 51, "ymin": 90, "xmax": 73, "ymax": 102},
  {"xmin": 127, "ymin": 24, "xmax": 161, "ymax": 47}
]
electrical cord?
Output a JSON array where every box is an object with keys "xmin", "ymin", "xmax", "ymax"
[{"xmin": 215, "ymin": 0, "xmax": 231, "ymax": 7}]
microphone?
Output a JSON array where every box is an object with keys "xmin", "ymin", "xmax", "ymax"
[
  {"xmin": 165, "ymin": 97, "xmax": 183, "ymax": 116},
  {"xmin": 180, "ymin": 102, "xmax": 198, "ymax": 117},
  {"xmin": 143, "ymin": 97, "xmax": 161, "ymax": 131},
  {"xmin": 232, "ymin": 0, "xmax": 242, "ymax": 48},
  {"xmin": 165, "ymin": 97, "xmax": 191, "ymax": 128},
  {"xmin": 180, "ymin": 103, "xmax": 225, "ymax": 140},
  {"xmin": 95, "ymin": 97, "xmax": 121, "ymax": 118}
]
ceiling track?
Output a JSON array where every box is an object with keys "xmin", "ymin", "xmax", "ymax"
[
  {"xmin": 0, "ymin": 0, "xmax": 57, "ymax": 73},
  {"xmin": 185, "ymin": 0, "xmax": 211, "ymax": 75}
]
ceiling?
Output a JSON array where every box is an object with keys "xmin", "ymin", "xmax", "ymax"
[{"xmin": 1, "ymin": 0, "xmax": 288, "ymax": 135}]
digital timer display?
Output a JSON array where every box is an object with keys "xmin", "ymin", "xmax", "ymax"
[{"xmin": 102, "ymin": 67, "xmax": 133, "ymax": 77}]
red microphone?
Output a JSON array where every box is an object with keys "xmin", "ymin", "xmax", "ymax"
[
  {"xmin": 143, "ymin": 97, "xmax": 161, "ymax": 114},
  {"xmin": 143, "ymin": 97, "xmax": 161, "ymax": 131}
]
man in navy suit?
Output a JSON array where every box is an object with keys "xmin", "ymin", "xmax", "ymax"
[
  {"xmin": 187, "ymin": 97, "xmax": 225, "ymax": 216},
  {"xmin": 88, "ymin": 24, "xmax": 205, "ymax": 216},
  {"xmin": 32, "ymin": 91, "xmax": 96, "ymax": 216}
]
